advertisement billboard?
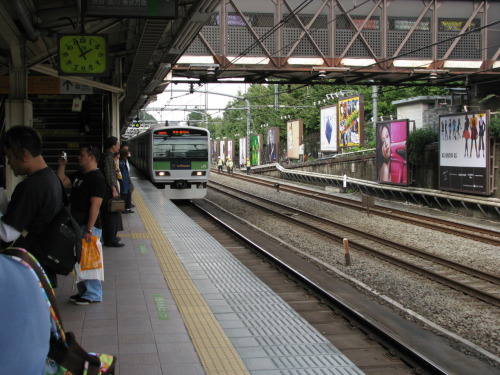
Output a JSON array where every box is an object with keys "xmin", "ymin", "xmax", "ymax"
[
  {"xmin": 211, "ymin": 140, "xmax": 217, "ymax": 162},
  {"xmin": 286, "ymin": 119, "xmax": 303, "ymax": 159},
  {"xmin": 439, "ymin": 111, "xmax": 490, "ymax": 195},
  {"xmin": 239, "ymin": 137, "xmax": 247, "ymax": 166},
  {"xmin": 227, "ymin": 139, "xmax": 234, "ymax": 161},
  {"xmin": 320, "ymin": 105, "xmax": 337, "ymax": 152},
  {"xmin": 376, "ymin": 120, "xmax": 409, "ymax": 185},
  {"xmin": 251, "ymin": 134, "xmax": 262, "ymax": 166},
  {"xmin": 218, "ymin": 139, "xmax": 226, "ymax": 160},
  {"xmin": 338, "ymin": 95, "xmax": 363, "ymax": 147},
  {"xmin": 266, "ymin": 127, "xmax": 280, "ymax": 163}
]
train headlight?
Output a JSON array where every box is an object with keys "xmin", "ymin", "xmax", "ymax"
[
  {"xmin": 191, "ymin": 171, "xmax": 206, "ymax": 176},
  {"xmin": 156, "ymin": 171, "xmax": 170, "ymax": 176}
]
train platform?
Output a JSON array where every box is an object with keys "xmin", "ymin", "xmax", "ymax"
[{"xmin": 54, "ymin": 173, "xmax": 364, "ymax": 375}]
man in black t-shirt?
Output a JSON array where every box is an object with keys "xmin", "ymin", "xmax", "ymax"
[
  {"xmin": 57, "ymin": 144, "xmax": 106, "ymax": 304},
  {"xmin": 0, "ymin": 126, "xmax": 63, "ymax": 286}
]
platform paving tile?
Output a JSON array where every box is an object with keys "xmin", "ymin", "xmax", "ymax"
[
  {"xmin": 50, "ymin": 179, "xmax": 365, "ymax": 375},
  {"xmin": 140, "ymin": 186, "xmax": 365, "ymax": 375}
]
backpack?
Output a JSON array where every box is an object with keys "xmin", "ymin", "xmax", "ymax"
[
  {"xmin": 24, "ymin": 181, "xmax": 82, "ymax": 275},
  {"xmin": 2, "ymin": 248, "xmax": 117, "ymax": 375}
]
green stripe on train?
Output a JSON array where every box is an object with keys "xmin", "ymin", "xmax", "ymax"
[{"xmin": 153, "ymin": 161, "xmax": 209, "ymax": 169}]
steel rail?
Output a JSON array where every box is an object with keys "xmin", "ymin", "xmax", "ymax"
[{"xmin": 209, "ymin": 183, "xmax": 500, "ymax": 308}]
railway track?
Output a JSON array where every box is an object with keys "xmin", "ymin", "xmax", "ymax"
[
  {"xmin": 176, "ymin": 200, "xmax": 445, "ymax": 375},
  {"xmin": 209, "ymin": 181, "xmax": 500, "ymax": 308},
  {"xmin": 177, "ymin": 199, "xmax": 499, "ymax": 375},
  {"xmin": 217, "ymin": 170, "xmax": 500, "ymax": 247}
]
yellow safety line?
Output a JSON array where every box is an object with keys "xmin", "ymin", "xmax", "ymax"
[{"xmin": 133, "ymin": 191, "xmax": 249, "ymax": 375}]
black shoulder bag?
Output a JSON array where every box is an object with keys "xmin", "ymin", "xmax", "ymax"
[{"xmin": 23, "ymin": 180, "xmax": 82, "ymax": 275}]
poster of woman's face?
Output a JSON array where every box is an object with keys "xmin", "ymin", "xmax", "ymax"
[{"xmin": 376, "ymin": 120, "xmax": 409, "ymax": 185}]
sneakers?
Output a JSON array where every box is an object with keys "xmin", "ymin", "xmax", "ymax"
[
  {"xmin": 69, "ymin": 293, "xmax": 80, "ymax": 302},
  {"xmin": 104, "ymin": 241, "xmax": 125, "ymax": 247},
  {"xmin": 74, "ymin": 297, "xmax": 99, "ymax": 305}
]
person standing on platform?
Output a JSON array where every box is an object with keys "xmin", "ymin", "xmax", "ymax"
[
  {"xmin": 99, "ymin": 136, "xmax": 124, "ymax": 247},
  {"xmin": 246, "ymin": 157, "xmax": 251, "ymax": 175},
  {"xmin": 0, "ymin": 125, "xmax": 63, "ymax": 287},
  {"xmin": 120, "ymin": 141, "xmax": 135, "ymax": 208},
  {"xmin": 57, "ymin": 144, "xmax": 106, "ymax": 304},
  {"xmin": 119, "ymin": 149, "xmax": 134, "ymax": 214}
]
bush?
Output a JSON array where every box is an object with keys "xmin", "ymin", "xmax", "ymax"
[
  {"xmin": 407, "ymin": 128, "xmax": 438, "ymax": 164},
  {"xmin": 490, "ymin": 114, "xmax": 500, "ymax": 140}
]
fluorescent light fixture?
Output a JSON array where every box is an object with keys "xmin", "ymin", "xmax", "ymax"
[
  {"xmin": 227, "ymin": 56, "xmax": 269, "ymax": 65},
  {"xmin": 413, "ymin": 69, "xmax": 449, "ymax": 74},
  {"xmin": 217, "ymin": 77, "xmax": 245, "ymax": 82},
  {"xmin": 341, "ymin": 58, "xmax": 376, "ymax": 66},
  {"xmin": 188, "ymin": 63, "xmax": 220, "ymax": 69},
  {"xmin": 443, "ymin": 60, "xmax": 483, "ymax": 69},
  {"xmin": 170, "ymin": 76, "xmax": 201, "ymax": 82},
  {"xmin": 177, "ymin": 55, "xmax": 215, "ymax": 64},
  {"xmin": 288, "ymin": 58, "xmax": 324, "ymax": 65},
  {"xmin": 393, "ymin": 59, "xmax": 432, "ymax": 68},
  {"xmin": 312, "ymin": 66, "xmax": 350, "ymax": 71}
]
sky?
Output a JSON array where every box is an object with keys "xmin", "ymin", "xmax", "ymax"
[{"xmin": 146, "ymin": 82, "xmax": 249, "ymax": 124}]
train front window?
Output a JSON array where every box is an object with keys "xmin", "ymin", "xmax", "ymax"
[{"xmin": 153, "ymin": 136, "xmax": 208, "ymax": 160}]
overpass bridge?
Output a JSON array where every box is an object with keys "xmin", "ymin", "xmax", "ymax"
[{"xmin": 176, "ymin": 0, "xmax": 500, "ymax": 90}]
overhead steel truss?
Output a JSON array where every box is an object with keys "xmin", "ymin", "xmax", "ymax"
[{"xmin": 174, "ymin": 0, "xmax": 500, "ymax": 87}]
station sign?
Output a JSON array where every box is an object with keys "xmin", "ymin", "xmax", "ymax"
[
  {"xmin": 0, "ymin": 76, "xmax": 93, "ymax": 95},
  {"xmin": 84, "ymin": 0, "xmax": 177, "ymax": 19}
]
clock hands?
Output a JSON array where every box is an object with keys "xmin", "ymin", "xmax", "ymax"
[{"xmin": 74, "ymin": 39, "xmax": 94, "ymax": 60}]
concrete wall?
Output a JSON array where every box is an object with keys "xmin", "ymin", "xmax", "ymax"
[{"xmin": 268, "ymin": 140, "xmax": 499, "ymax": 199}]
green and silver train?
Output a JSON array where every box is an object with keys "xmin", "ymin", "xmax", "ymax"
[{"xmin": 128, "ymin": 125, "xmax": 210, "ymax": 199}]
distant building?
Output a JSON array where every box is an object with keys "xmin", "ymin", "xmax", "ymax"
[{"xmin": 392, "ymin": 96, "xmax": 451, "ymax": 131}]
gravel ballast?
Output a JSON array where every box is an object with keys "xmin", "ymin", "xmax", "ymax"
[{"xmin": 208, "ymin": 173, "xmax": 500, "ymax": 365}]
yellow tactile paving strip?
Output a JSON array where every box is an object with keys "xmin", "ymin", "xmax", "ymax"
[{"xmin": 133, "ymin": 191, "xmax": 250, "ymax": 375}]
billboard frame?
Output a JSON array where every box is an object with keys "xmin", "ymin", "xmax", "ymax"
[
  {"xmin": 375, "ymin": 119, "xmax": 410, "ymax": 186},
  {"xmin": 338, "ymin": 94, "xmax": 364, "ymax": 148},
  {"xmin": 438, "ymin": 110, "xmax": 491, "ymax": 195},
  {"xmin": 320, "ymin": 105, "xmax": 338, "ymax": 152}
]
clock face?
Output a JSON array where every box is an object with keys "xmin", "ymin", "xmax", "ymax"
[{"xmin": 58, "ymin": 34, "xmax": 108, "ymax": 76}]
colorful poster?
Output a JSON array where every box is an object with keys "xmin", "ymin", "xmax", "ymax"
[
  {"xmin": 266, "ymin": 127, "xmax": 279, "ymax": 163},
  {"xmin": 439, "ymin": 111, "xmax": 490, "ymax": 195},
  {"xmin": 376, "ymin": 120, "xmax": 409, "ymax": 185},
  {"xmin": 338, "ymin": 95, "xmax": 363, "ymax": 147},
  {"xmin": 251, "ymin": 134, "xmax": 262, "ymax": 166},
  {"xmin": 320, "ymin": 105, "xmax": 337, "ymax": 152}
]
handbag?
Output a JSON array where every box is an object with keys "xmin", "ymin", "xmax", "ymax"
[
  {"xmin": 23, "ymin": 181, "xmax": 81, "ymax": 275},
  {"xmin": 108, "ymin": 199, "xmax": 125, "ymax": 213},
  {"xmin": 2, "ymin": 248, "xmax": 116, "ymax": 375}
]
